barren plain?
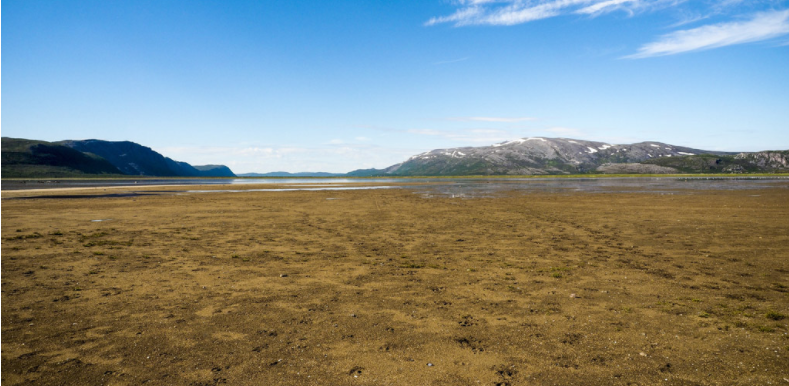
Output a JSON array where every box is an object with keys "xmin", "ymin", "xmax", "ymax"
[{"xmin": 2, "ymin": 183, "xmax": 788, "ymax": 385}]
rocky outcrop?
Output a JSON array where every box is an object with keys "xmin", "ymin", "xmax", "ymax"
[{"xmin": 734, "ymin": 151, "xmax": 789, "ymax": 171}]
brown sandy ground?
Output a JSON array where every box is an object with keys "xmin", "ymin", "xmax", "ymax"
[{"xmin": 2, "ymin": 185, "xmax": 789, "ymax": 385}]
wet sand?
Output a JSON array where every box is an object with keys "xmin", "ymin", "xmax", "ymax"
[{"xmin": 2, "ymin": 185, "xmax": 788, "ymax": 385}]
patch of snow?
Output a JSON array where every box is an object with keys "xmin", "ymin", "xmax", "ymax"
[
  {"xmin": 457, "ymin": 151, "xmax": 466, "ymax": 156},
  {"xmin": 587, "ymin": 147, "xmax": 598, "ymax": 154},
  {"xmin": 678, "ymin": 152, "xmax": 695, "ymax": 156},
  {"xmin": 503, "ymin": 137, "xmax": 547, "ymax": 145},
  {"xmin": 647, "ymin": 154, "xmax": 652, "ymax": 157},
  {"xmin": 650, "ymin": 144, "xmax": 660, "ymax": 148},
  {"xmin": 504, "ymin": 138, "xmax": 528, "ymax": 145},
  {"xmin": 567, "ymin": 140, "xmax": 579, "ymax": 144},
  {"xmin": 599, "ymin": 144, "xmax": 612, "ymax": 150}
]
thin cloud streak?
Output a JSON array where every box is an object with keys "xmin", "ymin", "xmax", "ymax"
[
  {"xmin": 426, "ymin": 0, "xmax": 788, "ymax": 58},
  {"xmin": 625, "ymin": 10, "xmax": 789, "ymax": 58},
  {"xmin": 447, "ymin": 116, "xmax": 538, "ymax": 122},
  {"xmin": 433, "ymin": 57, "xmax": 471, "ymax": 65},
  {"xmin": 426, "ymin": 0, "xmax": 648, "ymax": 27},
  {"xmin": 576, "ymin": 0, "xmax": 637, "ymax": 15}
]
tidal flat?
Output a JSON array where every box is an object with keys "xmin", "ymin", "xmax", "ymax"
[{"xmin": 2, "ymin": 183, "xmax": 788, "ymax": 385}]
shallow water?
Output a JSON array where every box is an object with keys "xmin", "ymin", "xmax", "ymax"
[
  {"xmin": 183, "ymin": 186, "xmax": 399, "ymax": 194},
  {"xmin": 0, "ymin": 178, "xmax": 416, "ymax": 190},
  {"xmin": 408, "ymin": 177, "xmax": 789, "ymax": 198},
  {"xmin": 3, "ymin": 176, "xmax": 788, "ymax": 198}
]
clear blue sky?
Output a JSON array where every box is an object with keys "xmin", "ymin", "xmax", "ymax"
[{"xmin": 3, "ymin": 0, "xmax": 788, "ymax": 173}]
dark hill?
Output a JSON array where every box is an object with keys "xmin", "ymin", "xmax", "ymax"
[
  {"xmin": 194, "ymin": 165, "xmax": 237, "ymax": 177},
  {"xmin": 61, "ymin": 140, "xmax": 236, "ymax": 177},
  {"xmin": 2, "ymin": 137, "xmax": 123, "ymax": 178}
]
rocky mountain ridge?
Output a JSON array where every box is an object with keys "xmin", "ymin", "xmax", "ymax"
[{"xmin": 350, "ymin": 137, "xmax": 786, "ymax": 176}]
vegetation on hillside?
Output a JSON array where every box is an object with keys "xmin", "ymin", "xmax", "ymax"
[{"xmin": 2, "ymin": 137, "xmax": 124, "ymax": 178}]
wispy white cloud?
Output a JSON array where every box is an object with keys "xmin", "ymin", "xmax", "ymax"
[
  {"xmin": 425, "ymin": 0, "xmax": 649, "ymax": 27},
  {"xmin": 427, "ymin": 0, "xmax": 788, "ymax": 58},
  {"xmin": 447, "ymin": 116, "xmax": 538, "ymax": 122},
  {"xmin": 576, "ymin": 0, "xmax": 638, "ymax": 15},
  {"xmin": 625, "ymin": 10, "xmax": 789, "ymax": 58},
  {"xmin": 665, "ymin": 13, "xmax": 709, "ymax": 28}
]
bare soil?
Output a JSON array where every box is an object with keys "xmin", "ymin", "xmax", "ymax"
[{"xmin": 2, "ymin": 184, "xmax": 788, "ymax": 385}]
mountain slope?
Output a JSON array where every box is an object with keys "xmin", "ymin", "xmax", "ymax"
[
  {"xmin": 1, "ymin": 137, "xmax": 124, "ymax": 178},
  {"xmin": 194, "ymin": 165, "xmax": 237, "ymax": 177},
  {"xmin": 366, "ymin": 137, "xmax": 736, "ymax": 176},
  {"xmin": 61, "ymin": 140, "xmax": 236, "ymax": 177}
]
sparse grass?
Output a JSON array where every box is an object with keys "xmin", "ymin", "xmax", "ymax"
[
  {"xmin": 758, "ymin": 326, "xmax": 775, "ymax": 333},
  {"xmin": 7, "ymin": 232, "xmax": 43, "ymax": 240},
  {"xmin": 765, "ymin": 311, "xmax": 786, "ymax": 321},
  {"xmin": 2, "ymin": 179, "xmax": 788, "ymax": 384}
]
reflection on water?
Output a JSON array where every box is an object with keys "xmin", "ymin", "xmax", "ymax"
[
  {"xmin": 4, "ymin": 176, "xmax": 788, "ymax": 199},
  {"xmin": 184, "ymin": 186, "xmax": 398, "ymax": 193},
  {"xmin": 1, "ymin": 178, "xmax": 421, "ymax": 190}
]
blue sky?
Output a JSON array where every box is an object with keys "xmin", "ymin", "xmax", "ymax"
[{"xmin": 3, "ymin": 0, "xmax": 788, "ymax": 173}]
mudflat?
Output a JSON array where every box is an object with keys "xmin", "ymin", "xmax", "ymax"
[{"xmin": 2, "ymin": 184, "xmax": 788, "ymax": 385}]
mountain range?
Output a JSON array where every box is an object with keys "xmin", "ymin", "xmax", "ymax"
[
  {"xmin": 2, "ymin": 137, "xmax": 235, "ymax": 178},
  {"xmin": 3, "ymin": 136, "xmax": 788, "ymax": 178},
  {"xmin": 347, "ymin": 137, "xmax": 789, "ymax": 176}
]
